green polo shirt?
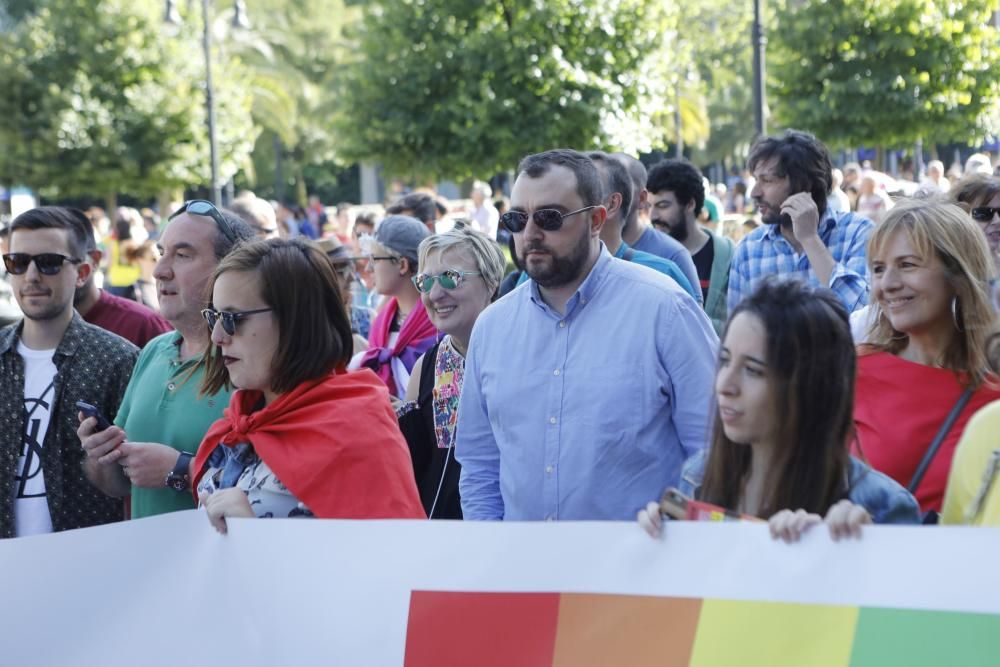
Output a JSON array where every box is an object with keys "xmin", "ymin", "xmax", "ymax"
[{"xmin": 113, "ymin": 331, "xmax": 232, "ymax": 519}]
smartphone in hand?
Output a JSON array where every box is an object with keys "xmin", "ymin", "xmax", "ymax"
[
  {"xmin": 658, "ymin": 487, "xmax": 761, "ymax": 523},
  {"xmin": 75, "ymin": 400, "xmax": 112, "ymax": 431}
]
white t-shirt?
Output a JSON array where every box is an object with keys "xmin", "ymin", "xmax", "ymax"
[{"xmin": 15, "ymin": 342, "xmax": 57, "ymax": 537}]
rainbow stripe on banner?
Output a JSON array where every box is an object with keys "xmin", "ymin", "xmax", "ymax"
[{"xmin": 404, "ymin": 591, "xmax": 1000, "ymax": 667}]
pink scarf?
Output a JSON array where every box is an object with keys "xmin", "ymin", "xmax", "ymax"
[{"xmin": 359, "ymin": 298, "xmax": 437, "ymax": 396}]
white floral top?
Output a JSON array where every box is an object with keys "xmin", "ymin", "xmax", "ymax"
[{"xmin": 196, "ymin": 443, "xmax": 314, "ymax": 519}]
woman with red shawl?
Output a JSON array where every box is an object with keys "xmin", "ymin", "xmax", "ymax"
[{"xmin": 192, "ymin": 238, "xmax": 424, "ymax": 532}]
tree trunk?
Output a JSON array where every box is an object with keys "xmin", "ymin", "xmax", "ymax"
[
  {"xmin": 295, "ymin": 165, "xmax": 307, "ymax": 207},
  {"xmin": 104, "ymin": 192, "xmax": 117, "ymax": 215},
  {"xmin": 158, "ymin": 189, "xmax": 182, "ymax": 220}
]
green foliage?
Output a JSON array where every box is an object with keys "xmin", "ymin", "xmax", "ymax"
[
  {"xmin": 680, "ymin": 1, "xmax": 759, "ymax": 165},
  {"xmin": 235, "ymin": 0, "xmax": 360, "ymax": 201},
  {"xmin": 0, "ymin": 0, "xmax": 256, "ymax": 199},
  {"xmin": 770, "ymin": 0, "xmax": 1000, "ymax": 148},
  {"xmin": 333, "ymin": 0, "xmax": 669, "ymax": 181}
]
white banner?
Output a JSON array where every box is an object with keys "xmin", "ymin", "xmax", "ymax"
[{"xmin": 2, "ymin": 511, "xmax": 998, "ymax": 666}]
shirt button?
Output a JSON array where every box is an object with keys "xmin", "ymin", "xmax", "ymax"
[
  {"xmin": 167, "ymin": 383, "xmax": 176, "ymax": 391},
  {"xmin": 553, "ymin": 369, "xmax": 561, "ymax": 376},
  {"xmin": 558, "ymin": 321, "xmax": 566, "ymax": 328},
  {"xmin": 545, "ymin": 515, "xmax": 555, "ymax": 522},
  {"xmin": 549, "ymin": 417, "xmax": 557, "ymax": 425},
  {"xmin": 545, "ymin": 465, "xmax": 554, "ymax": 474}
]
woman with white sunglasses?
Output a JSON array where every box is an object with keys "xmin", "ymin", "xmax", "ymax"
[{"xmin": 398, "ymin": 223, "xmax": 507, "ymax": 519}]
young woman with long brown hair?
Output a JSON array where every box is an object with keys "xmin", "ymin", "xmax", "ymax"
[{"xmin": 639, "ymin": 278, "xmax": 920, "ymax": 541}]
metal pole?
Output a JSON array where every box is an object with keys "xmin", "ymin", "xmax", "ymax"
[
  {"xmin": 752, "ymin": 0, "xmax": 767, "ymax": 138},
  {"xmin": 674, "ymin": 79, "xmax": 683, "ymax": 158},
  {"xmin": 201, "ymin": 0, "xmax": 221, "ymax": 206},
  {"xmin": 914, "ymin": 139, "xmax": 924, "ymax": 182}
]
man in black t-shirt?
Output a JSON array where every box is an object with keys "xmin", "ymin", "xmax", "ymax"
[{"xmin": 647, "ymin": 159, "xmax": 735, "ymax": 335}]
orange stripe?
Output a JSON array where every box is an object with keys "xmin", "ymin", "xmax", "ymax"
[{"xmin": 552, "ymin": 593, "xmax": 702, "ymax": 666}]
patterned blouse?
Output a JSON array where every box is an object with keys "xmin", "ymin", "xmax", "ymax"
[
  {"xmin": 431, "ymin": 335, "xmax": 465, "ymax": 450},
  {"xmin": 196, "ymin": 442, "xmax": 314, "ymax": 519}
]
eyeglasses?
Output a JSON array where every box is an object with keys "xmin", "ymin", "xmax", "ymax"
[
  {"xmin": 170, "ymin": 200, "xmax": 238, "ymax": 246},
  {"xmin": 330, "ymin": 262, "xmax": 356, "ymax": 281},
  {"xmin": 412, "ymin": 269, "xmax": 482, "ymax": 293},
  {"xmin": 367, "ymin": 254, "xmax": 399, "ymax": 263},
  {"xmin": 2, "ymin": 252, "xmax": 82, "ymax": 276},
  {"xmin": 971, "ymin": 207, "xmax": 1000, "ymax": 223},
  {"xmin": 499, "ymin": 206, "xmax": 597, "ymax": 233},
  {"xmin": 201, "ymin": 307, "xmax": 273, "ymax": 336}
]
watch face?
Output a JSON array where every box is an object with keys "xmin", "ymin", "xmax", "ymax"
[{"xmin": 167, "ymin": 474, "xmax": 188, "ymax": 492}]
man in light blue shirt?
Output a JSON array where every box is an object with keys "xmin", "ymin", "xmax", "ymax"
[{"xmin": 456, "ymin": 149, "xmax": 719, "ymax": 521}]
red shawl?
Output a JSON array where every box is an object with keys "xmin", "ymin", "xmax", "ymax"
[
  {"xmin": 359, "ymin": 298, "xmax": 438, "ymax": 396},
  {"xmin": 192, "ymin": 369, "xmax": 425, "ymax": 519}
]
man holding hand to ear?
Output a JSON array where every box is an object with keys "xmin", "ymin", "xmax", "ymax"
[{"xmin": 727, "ymin": 130, "xmax": 874, "ymax": 315}]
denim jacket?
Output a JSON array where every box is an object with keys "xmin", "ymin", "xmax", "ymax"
[{"xmin": 677, "ymin": 450, "xmax": 921, "ymax": 524}]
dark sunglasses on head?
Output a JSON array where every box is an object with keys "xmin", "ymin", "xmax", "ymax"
[
  {"xmin": 971, "ymin": 207, "xmax": 1000, "ymax": 223},
  {"xmin": 412, "ymin": 269, "xmax": 481, "ymax": 293},
  {"xmin": 201, "ymin": 307, "xmax": 273, "ymax": 336},
  {"xmin": 2, "ymin": 252, "xmax": 81, "ymax": 276},
  {"xmin": 500, "ymin": 205, "xmax": 597, "ymax": 233},
  {"xmin": 170, "ymin": 199, "xmax": 238, "ymax": 245}
]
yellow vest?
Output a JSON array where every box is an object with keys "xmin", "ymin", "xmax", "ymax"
[{"xmin": 106, "ymin": 239, "xmax": 141, "ymax": 288}]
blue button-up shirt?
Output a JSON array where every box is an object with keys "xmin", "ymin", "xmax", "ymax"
[
  {"xmin": 456, "ymin": 248, "xmax": 719, "ymax": 521},
  {"xmin": 727, "ymin": 209, "xmax": 873, "ymax": 315}
]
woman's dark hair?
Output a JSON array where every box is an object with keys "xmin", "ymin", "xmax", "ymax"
[
  {"xmin": 115, "ymin": 217, "xmax": 133, "ymax": 242},
  {"xmin": 201, "ymin": 238, "xmax": 353, "ymax": 397},
  {"xmin": 699, "ymin": 277, "xmax": 855, "ymax": 518}
]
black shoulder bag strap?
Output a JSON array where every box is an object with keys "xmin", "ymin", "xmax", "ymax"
[{"xmin": 907, "ymin": 387, "xmax": 974, "ymax": 494}]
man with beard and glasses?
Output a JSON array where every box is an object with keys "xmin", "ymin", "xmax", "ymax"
[
  {"xmin": 647, "ymin": 158, "xmax": 735, "ymax": 335},
  {"xmin": 0, "ymin": 207, "xmax": 138, "ymax": 537},
  {"xmin": 728, "ymin": 130, "xmax": 874, "ymax": 315},
  {"xmin": 506, "ymin": 152, "xmax": 698, "ymax": 301},
  {"xmin": 456, "ymin": 149, "xmax": 718, "ymax": 521}
]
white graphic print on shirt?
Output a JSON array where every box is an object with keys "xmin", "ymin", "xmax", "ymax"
[{"xmin": 15, "ymin": 342, "xmax": 57, "ymax": 537}]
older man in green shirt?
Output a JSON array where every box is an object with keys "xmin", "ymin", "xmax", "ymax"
[{"xmin": 78, "ymin": 202, "xmax": 254, "ymax": 518}]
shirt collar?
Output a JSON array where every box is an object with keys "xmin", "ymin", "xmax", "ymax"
[{"xmin": 0, "ymin": 311, "xmax": 87, "ymax": 357}]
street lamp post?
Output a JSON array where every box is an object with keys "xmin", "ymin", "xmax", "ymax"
[
  {"xmin": 200, "ymin": 0, "xmax": 221, "ymax": 206},
  {"xmin": 752, "ymin": 0, "xmax": 767, "ymax": 138},
  {"xmin": 165, "ymin": 0, "xmax": 248, "ymax": 206}
]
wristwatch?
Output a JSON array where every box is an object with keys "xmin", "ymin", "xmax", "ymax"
[{"xmin": 165, "ymin": 452, "xmax": 194, "ymax": 492}]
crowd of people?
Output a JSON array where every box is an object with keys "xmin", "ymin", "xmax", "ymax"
[{"xmin": 1, "ymin": 130, "xmax": 999, "ymax": 546}]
